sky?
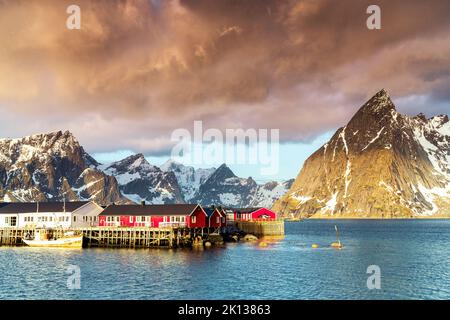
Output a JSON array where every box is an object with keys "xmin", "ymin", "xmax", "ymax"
[{"xmin": 1, "ymin": 0, "xmax": 450, "ymax": 181}]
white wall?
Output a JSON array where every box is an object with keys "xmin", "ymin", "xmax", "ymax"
[
  {"xmin": 72, "ymin": 202, "xmax": 103, "ymax": 228},
  {"xmin": 0, "ymin": 201, "xmax": 104, "ymax": 229}
]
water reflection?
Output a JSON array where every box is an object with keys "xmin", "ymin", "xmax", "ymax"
[{"xmin": 2, "ymin": 220, "xmax": 450, "ymax": 299}]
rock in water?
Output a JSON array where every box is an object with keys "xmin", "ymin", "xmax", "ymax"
[
  {"xmin": 243, "ymin": 234, "xmax": 258, "ymax": 241},
  {"xmin": 273, "ymin": 89, "xmax": 450, "ymax": 218}
]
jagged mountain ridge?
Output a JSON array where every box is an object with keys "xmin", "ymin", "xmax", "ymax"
[
  {"xmin": 101, "ymin": 154, "xmax": 184, "ymax": 204},
  {"xmin": 190, "ymin": 163, "xmax": 293, "ymax": 208},
  {"xmin": 0, "ymin": 131, "xmax": 128, "ymax": 205},
  {"xmin": 105, "ymin": 157, "xmax": 292, "ymax": 207},
  {"xmin": 160, "ymin": 159, "xmax": 215, "ymax": 202},
  {"xmin": 0, "ymin": 130, "xmax": 290, "ymax": 207},
  {"xmin": 273, "ymin": 89, "xmax": 450, "ymax": 218}
]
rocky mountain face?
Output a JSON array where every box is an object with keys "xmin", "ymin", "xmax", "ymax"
[
  {"xmin": 273, "ymin": 89, "xmax": 450, "ymax": 218},
  {"xmin": 190, "ymin": 163, "xmax": 293, "ymax": 208},
  {"xmin": 101, "ymin": 154, "xmax": 184, "ymax": 204},
  {"xmin": 0, "ymin": 131, "xmax": 290, "ymax": 208},
  {"xmin": 160, "ymin": 159, "xmax": 215, "ymax": 202},
  {"xmin": 0, "ymin": 131, "xmax": 128, "ymax": 205},
  {"xmin": 114, "ymin": 158, "xmax": 292, "ymax": 208}
]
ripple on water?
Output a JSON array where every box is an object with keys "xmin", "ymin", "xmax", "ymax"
[{"xmin": 2, "ymin": 220, "xmax": 450, "ymax": 299}]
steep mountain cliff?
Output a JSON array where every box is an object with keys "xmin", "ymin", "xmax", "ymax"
[
  {"xmin": 102, "ymin": 154, "xmax": 184, "ymax": 204},
  {"xmin": 0, "ymin": 131, "xmax": 128, "ymax": 205},
  {"xmin": 160, "ymin": 159, "xmax": 215, "ymax": 202},
  {"xmin": 273, "ymin": 89, "xmax": 450, "ymax": 218},
  {"xmin": 190, "ymin": 163, "xmax": 293, "ymax": 208}
]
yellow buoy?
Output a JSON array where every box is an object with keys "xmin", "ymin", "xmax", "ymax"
[
  {"xmin": 259, "ymin": 241, "xmax": 268, "ymax": 247},
  {"xmin": 331, "ymin": 225, "xmax": 343, "ymax": 249},
  {"xmin": 331, "ymin": 242, "xmax": 343, "ymax": 249},
  {"xmin": 311, "ymin": 244, "xmax": 319, "ymax": 249}
]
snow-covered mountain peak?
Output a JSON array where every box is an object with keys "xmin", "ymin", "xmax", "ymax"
[
  {"xmin": 358, "ymin": 89, "xmax": 396, "ymax": 116},
  {"xmin": 274, "ymin": 90, "xmax": 450, "ymax": 218},
  {"xmin": 0, "ymin": 130, "xmax": 125, "ymax": 204},
  {"xmin": 160, "ymin": 158, "xmax": 184, "ymax": 172},
  {"xmin": 104, "ymin": 154, "xmax": 159, "ymax": 176}
]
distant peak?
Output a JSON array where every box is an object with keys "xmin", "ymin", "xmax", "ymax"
[
  {"xmin": 360, "ymin": 89, "xmax": 396, "ymax": 115},
  {"xmin": 160, "ymin": 158, "xmax": 183, "ymax": 171},
  {"xmin": 214, "ymin": 164, "xmax": 236, "ymax": 177},
  {"xmin": 413, "ymin": 113, "xmax": 428, "ymax": 122},
  {"xmin": 109, "ymin": 153, "xmax": 156, "ymax": 171},
  {"xmin": 378, "ymin": 88, "xmax": 389, "ymax": 97}
]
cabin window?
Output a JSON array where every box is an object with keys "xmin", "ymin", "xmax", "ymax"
[
  {"xmin": 181, "ymin": 216, "xmax": 185, "ymax": 223},
  {"xmin": 6, "ymin": 217, "xmax": 17, "ymax": 226},
  {"xmin": 216, "ymin": 216, "xmax": 220, "ymax": 224},
  {"xmin": 116, "ymin": 217, "xmax": 120, "ymax": 222},
  {"xmin": 191, "ymin": 216, "xmax": 196, "ymax": 224},
  {"xmin": 73, "ymin": 216, "xmax": 77, "ymax": 222},
  {"xmin": 129, "ymin": 216, "xmax": 133, "ymax": 223}
]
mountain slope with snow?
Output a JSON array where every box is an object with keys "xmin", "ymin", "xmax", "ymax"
[
  {"xmin": 102, "ymin": 154, "xmax": 184, "ymax": 204},
  {"xmin": 190, "ymin": 163, "xmax": 292, "ymax": 208},
  {"xmin": 273, "ymin": 89, "xmax": 450, "ymax": 218},
  {"xmin": 0, "ymin": 131, "xmax": 291, "ymax": 208},
  {"xmin": 160, "ymin": 160, "xmax": 215, "ymax": 202},
  {"xmin": 0, "ymin": 131, "xmax": 127, "ymax": 205}
]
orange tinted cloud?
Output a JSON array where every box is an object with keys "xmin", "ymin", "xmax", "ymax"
[{"xmin": 0, "ymin": 0, "xmax": 449, "ymax": 153}]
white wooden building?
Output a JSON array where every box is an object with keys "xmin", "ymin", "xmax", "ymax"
[{"xmin": 0, "ymin": 201, "xmax": 103, "ymax": 229}]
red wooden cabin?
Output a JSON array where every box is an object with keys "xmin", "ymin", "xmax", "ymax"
[
  {"xmin": 99, "ymin": 203, "xmax": 208, "ymax": 228},
  {"xmin": 234, "ymin": 207, "xmax": 277, "ymax": 221},
  {"xmin": 204, "ymin": 207, "xmax": 227, "ymax": 228}
]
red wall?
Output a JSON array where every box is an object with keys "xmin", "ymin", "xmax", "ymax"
[
  {"xmin": 186, "ymin": 207, "xmax": 207, "ymax": 228},
  {"xmin": 208, "ymin": 209, "xmax": 222, "ymax": 228},
  {"xmin": 251, "ymin": 208, "xmax": 277, "ymax": 220},
  {"xmin": 234, "ymin": 208, "xmax": 277, "ymax": 221},
  {"xmin": 99, "ymin": 205, "xmax": 222, "ymax": 228}
]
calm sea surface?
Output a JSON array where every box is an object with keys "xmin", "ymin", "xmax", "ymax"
[{"xmin": 1, "ymin": 220, "xmax": 450, "ymax": 300}]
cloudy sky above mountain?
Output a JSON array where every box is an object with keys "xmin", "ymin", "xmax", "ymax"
[{"xmin": 1, "ymin": 0, "xmax": 449, "ymax": 180}]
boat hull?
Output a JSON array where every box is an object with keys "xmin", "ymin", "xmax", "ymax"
[{"xmin": 23, "ymin": 236, "xmax": 83, "ymax": 248}]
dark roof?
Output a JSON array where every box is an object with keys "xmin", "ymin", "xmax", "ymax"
[
  {"xmin": 100, "ymin": 204, "xmax": 200, "ymax": 216},
  {"xmin": 0, "ymin": 201, "xmax": 90, "ymax": 214},
  {"xmin": 232, "ymin": 207, "xmax": 263, "ymax": 213},
  {"xmin": 204, "ymin": 207, "xmax": 221, "ymax": 217}
]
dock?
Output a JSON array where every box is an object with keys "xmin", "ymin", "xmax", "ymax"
[
  {"xmin": 0, "ymin": 227, "xmax": 195, "ymax": 249},
  {"xmin": 236, "ymin": 219, "xmax": 284, "ymax": 237},
  {"xmin": 0, "ymin": 220, "xmax": 285, "ymax": 248}
]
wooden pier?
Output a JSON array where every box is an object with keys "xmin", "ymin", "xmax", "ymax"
[
  {"xmin": 0, "ymin": 227, "xmax": 199, "ymax": 249},
  {"xmin": 236, "ymin": 219, "xmax": 285, "ymax": 237}
]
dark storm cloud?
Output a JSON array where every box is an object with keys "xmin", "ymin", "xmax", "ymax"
[{"xmin": 0, "ymin": 0, "xmax": 449, "ymax": 154}]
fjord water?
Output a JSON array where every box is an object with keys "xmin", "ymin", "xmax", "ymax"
[{"xmin": 1, "ymin": 220, "xmax": 450, "ymax": 300}]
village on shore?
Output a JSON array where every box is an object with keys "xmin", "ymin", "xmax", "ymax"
[{"xmin": 0, "ymin": 201, "xmax": 284, "ymax": 248}]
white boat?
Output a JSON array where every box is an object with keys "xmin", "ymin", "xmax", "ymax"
[{"xmin": 23, "ymin": 229, "xmax": 83, "ymax": 248}]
